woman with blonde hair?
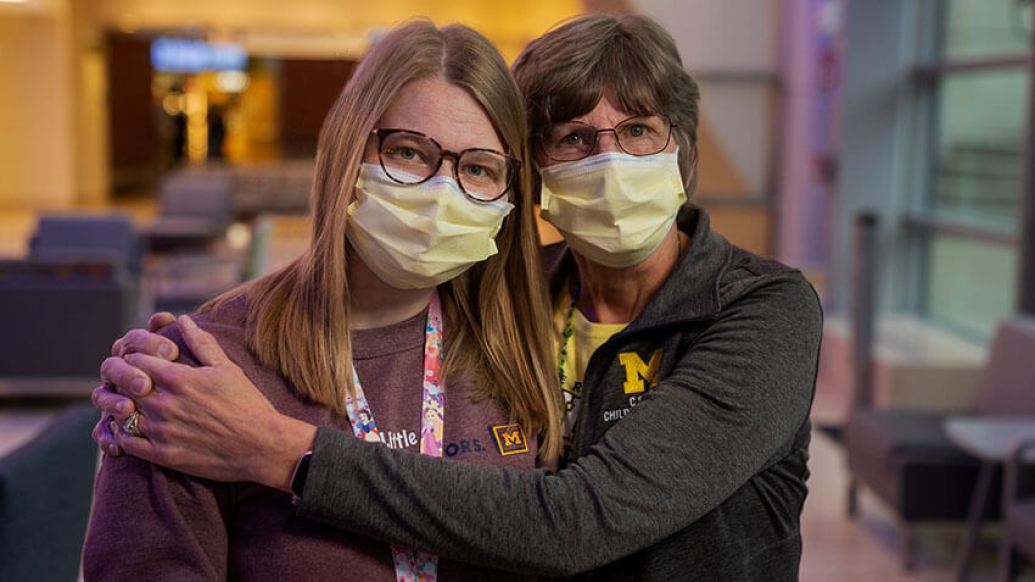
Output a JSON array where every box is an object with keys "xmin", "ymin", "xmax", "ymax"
[
  {"xmin": 82, "ymin": 19, "xmax": 560, "ymax": 581},
  {"xmin": 94, "ymin": 13, "xmax": 821, "ymax": 581}
]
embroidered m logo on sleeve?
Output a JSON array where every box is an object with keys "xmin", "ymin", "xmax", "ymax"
[{"xmin": 491, "ymin": 424, "xmax": 530, "ymax": 456}]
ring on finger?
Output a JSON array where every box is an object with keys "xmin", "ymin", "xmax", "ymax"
[{"xmin": 123, "ymin": 411, "xmax": 145, "ymax": 438}]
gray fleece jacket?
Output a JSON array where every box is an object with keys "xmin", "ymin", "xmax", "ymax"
[{"xmin": 298, "ymin": 206, "xmax": 823, "ymax": 581}]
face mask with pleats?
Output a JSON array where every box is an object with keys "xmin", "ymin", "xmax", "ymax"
[
  {"xmin": 347, "ymin": 163, "xmax": 514, "ymax": 290},
  {"xmin": 539, "ymin": 150, "xmax": 686, "ymax": 268}
]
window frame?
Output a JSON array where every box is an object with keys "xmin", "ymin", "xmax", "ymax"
[{"xmin": 902, "ymin": 0, "xmax": 1035, "ymax": 333}]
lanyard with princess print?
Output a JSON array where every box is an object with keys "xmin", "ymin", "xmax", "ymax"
[{"xmin": 344, "ymin": 291, "xmax": 445, "ymax": 582}]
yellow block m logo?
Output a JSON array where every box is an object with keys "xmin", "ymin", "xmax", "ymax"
[
  {"xmin": 619, "ymin": 349, "xmax": 663, "ymax": 394},
  {"xmin": 491, "ymin": 423, "xmax": 530, "ymax": 456}
]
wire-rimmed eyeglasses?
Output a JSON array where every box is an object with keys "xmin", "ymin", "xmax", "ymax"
[
  {"xmin": 538, "ymin": 115, "xmax": 677, "ymax": 162},
  {"xmin": 372, "ymin": 128, "xmax": 521, "ymax": 203}
]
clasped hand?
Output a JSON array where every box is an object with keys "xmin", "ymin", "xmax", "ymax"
[{"xmin": 92, "ymin": 313, "xmax": 298, "ymax": 489}]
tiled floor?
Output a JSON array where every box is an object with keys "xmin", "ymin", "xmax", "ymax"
[{"xmin": 0, "ymin": 204, "xmax": 1030, "ymax": 581}]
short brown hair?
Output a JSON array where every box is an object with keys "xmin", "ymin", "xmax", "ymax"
[{"xmin": 513, "ymin": 14, "xmax": 701, "ymax": 195}]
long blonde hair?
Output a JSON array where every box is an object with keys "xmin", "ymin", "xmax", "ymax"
[{"xmin": 203, "ymin": 20, "xmax": 561, "ymax": 462}]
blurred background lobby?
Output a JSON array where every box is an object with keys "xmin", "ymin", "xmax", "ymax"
[{"xmin": 1, "ymin": 0, "xmax": 1034, "ymax": 580}]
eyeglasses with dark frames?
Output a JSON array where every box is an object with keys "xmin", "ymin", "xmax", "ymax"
[
  {"xmin": 539, "ymin": 115, "xmax": 677, "ymax": 162},
  {"xmin": 371, "ymin": 128, "xmax": 521, "ymax": 203}
]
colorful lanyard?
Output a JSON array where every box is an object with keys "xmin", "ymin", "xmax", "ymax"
[
  {"xmin": 344, "ymin": 292, "xmax": 445, "ymax": 582},
  {"xmin": 556, "ymin": 281, "xmax": 580, "ymax": 462},
  {"xmin": 557, "ymin": 279, "xmax": 578, "ymax": 392}
]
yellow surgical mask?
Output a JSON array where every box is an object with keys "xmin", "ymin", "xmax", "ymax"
[
  {"xmin": 539, "ymin": 151, "xmax": 686, "ymax": 268},
  {"xmin": 347, "ymin": 163, "xmax": 514, "ymax": 289}
]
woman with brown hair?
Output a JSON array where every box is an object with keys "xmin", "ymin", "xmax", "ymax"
[
  {"xmin": 82, "ymin": 19, "xmax": 560, "ymax": 581},
  {"xmin": 94, "ymin": 13, "xmax": 821, "ymax": 580}
]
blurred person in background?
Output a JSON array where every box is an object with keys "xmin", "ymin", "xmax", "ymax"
[
  {"xmin": 206, "ymin": 104, "xmax": 227, "ymax": 160},
  {"xmin": 82, "ymin": 19, "xmax": 561, "ymax": 581},
  {"xmin": 94, "ymin": 13, "xmax": 822, "ymax": 581}
]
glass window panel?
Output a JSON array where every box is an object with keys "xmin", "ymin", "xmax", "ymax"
[
  {"xmin": 943, "ymin": 0, "xmax": 1032, "ymax": 59},
  {"xmin": 933, "ymin": 68, "xmax": 1027, "ymax": 226},
  {"xmin": 925, "ymin": 233, "xmax": 1017, "ymax": 340}
]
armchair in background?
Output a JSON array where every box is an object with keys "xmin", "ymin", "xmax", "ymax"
[
  {"xmin": 843, "ymin": 316, "xmax": 1035, "ymax": 570},
  {"xmin": 142, "ymin": 167, "xmax": 233, "ymax": 253},
  {"xmin": 29, "ymin": 213, "xmax": 142, "ymax": 278},
  {"xmin": 0, "ymin": 258, "xmax": 136, "ymax": 396}
]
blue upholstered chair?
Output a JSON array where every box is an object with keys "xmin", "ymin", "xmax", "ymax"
[
  {"xmin": 0, "ymin": 403, "xmax": 99, "ymax": 581},
  {"xmin": 0, "ymin": 258, "xmax": 136, "ymax": 380},
  {"xmin": 142, "ymin": 167, "xmax": 233, "ymax": 252},
  {"xmin": 29, "ymin": 213, "xmax": 142, "ymax": 277}
]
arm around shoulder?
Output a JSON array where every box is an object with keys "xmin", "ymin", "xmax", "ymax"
[{"xmin": 291, "ymin": 272, "xmax": 823, "ymax": 576}]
